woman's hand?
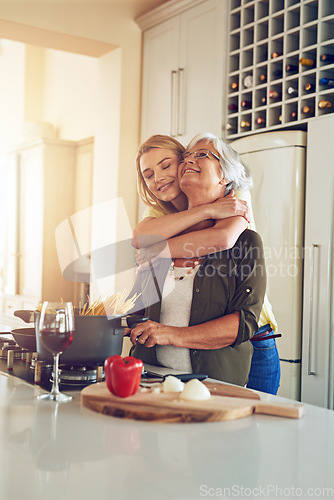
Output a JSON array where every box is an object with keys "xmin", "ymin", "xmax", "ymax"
[
  {"xmin": 136, "ymin": 242, "xmax": 171, "ymax": 270},
  {"xmin": 208, "ymin": 191, "xmax": 250, "ymax": 222},
  {"xmin": 130, "ymin": 320, "xmax": 176, "ymax": 348}
]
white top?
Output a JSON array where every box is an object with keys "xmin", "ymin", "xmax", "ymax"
[{"xmin": 157, "ymin": 266, "xmax": 197, "ymax": 372}]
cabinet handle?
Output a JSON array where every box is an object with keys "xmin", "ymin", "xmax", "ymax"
[
  {"xmin": 171, "ymin": 70, "xmax": 178, "ymax": 137},
  {"xmin": 308, "ymin": 244, "xmax": 320, "ymax": 376},
  {"xmin": 177, "ymin": 68, "xmax": 185, "ymax": 136}
]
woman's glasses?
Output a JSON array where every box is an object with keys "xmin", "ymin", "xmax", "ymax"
[{"xmin": 182, "ymin": 149, "xmax": 220, "ymax": 162}]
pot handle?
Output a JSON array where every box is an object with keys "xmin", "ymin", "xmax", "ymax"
[
  {"xmin": 14, "ymin": 310, "xmax": 35, "ymax": 323},
  {"xmin": 122, "ymin": 315, "xmax": 149, "ymax": 332}
]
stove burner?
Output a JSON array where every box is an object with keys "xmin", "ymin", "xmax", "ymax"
[
  {"xmin": 59, "ymin": 365, "xmax": 104, "ymax": 385},
  {"xmin": 0, "ymin": 336, "xmax": 16, "ymax": 349},
  {"xmin": 0, "ymin": 343, "xmax": 22, "ymax": 360},
  {"xmin": 0, "ymin": 338, "xmax": 104, "ymax": 390}
]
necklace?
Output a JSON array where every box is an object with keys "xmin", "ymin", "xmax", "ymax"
[{"xmin": 169, "ymin": 257, "xmax": 204, "ymax": 281}]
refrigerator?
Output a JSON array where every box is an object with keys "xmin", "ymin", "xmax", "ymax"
[
  {"xmin": 300, "ymin": 116, "xmax": 334, "ymax": 410},
  {"xmin": 231, "ymin": 130, "xmax": 307, "ymax": 401}
]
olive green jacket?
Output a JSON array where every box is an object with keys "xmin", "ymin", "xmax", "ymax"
[{"xmin": 131, "ymin": 229, "xmax": 266, "ymax": 386}]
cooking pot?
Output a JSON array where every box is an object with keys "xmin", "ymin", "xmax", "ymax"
[
  {"xmin": 11, "ymin": 328, "xmax": 37, "ymax": 351},
  {"xmin": 14, "ymin": 310, "xmax": 148, "ymax": 364},
  {"xmin": 35, "ymin": 312, "xmax": 124, "ymax": 364}
]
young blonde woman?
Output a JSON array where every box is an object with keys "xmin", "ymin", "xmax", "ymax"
[{"xmin": 131, "ymin": 133, "xmax": 280, "ymax": 393}]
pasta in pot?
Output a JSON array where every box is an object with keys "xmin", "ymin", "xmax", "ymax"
[{"xmin": 36, "ymin": 290, "xmax": 140, "ymax": 317}]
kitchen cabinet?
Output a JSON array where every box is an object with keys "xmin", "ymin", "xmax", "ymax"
[
  {"xmin": 1, "ymin": 137, "xmax": 93, "ymax": 312},
  {"xmin": 138, "ymin": 0, "xmax": 228, "ymax": 145},
  {"xmin": 301, "ymin": 114, "xmax": 334, "ymax": 409}
]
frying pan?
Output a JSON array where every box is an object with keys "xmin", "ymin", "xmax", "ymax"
[
  {"xmin": 11, "ymin": 328, "xmax": 37, "ymax": 351},
  {"xmin": 13, "ymin": 310, "xmax": 148, "ymax": 364}
]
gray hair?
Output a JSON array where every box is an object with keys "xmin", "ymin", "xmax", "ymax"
[{"xmin": 186, "ymin": 132, "xmax": 253, "ymax": 191}]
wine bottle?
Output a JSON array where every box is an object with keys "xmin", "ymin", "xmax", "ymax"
[
  {"xmin": 228, "ymin": 103, "xmax": 238, "ymax": 111},
  {"xmin": 243, "ymin": 75, "xmax": 253, "ymax": 88},
  {"xmin": 303, "ymin": 105, "xmax": 314, "ymax": 114},
  {"xmin": 318, "ymin": 100, "xmax": 333, "ymax": 109},
  {"xmin": 286, "ymin": 64, "xmax": 298, "ymax": 73},
  {"xmin": 273, "ymin": 69, "xmax": 283, "ymax": 79},
  {"xmin": 320, "ymin": 54, "xmax": 334, "ymax": 63},
  {"xmin": 319, "ymin": 78, "xmax": 334, "ymax": 87},
  {"xmin": 231, "ymin": 81, "xmax": 239, "ymax": 91},
  {"xmin": 304, "ymin": 82, "xmax": 315, "ymax": 92},
  {"xmin": 272, "ymin": 51, "xmax": 282, "ymax": 59},
  {"xmin": 291, "ymin": 111, "xmax": 297, "ymax": 120},
  {"xmin": 240, "ymin": 120, "xmax": 250, "ymax": 128},
  {"xmin": 261, "ymin": 96, "xmax": 267, "ymax": 104},
  {"xmin": 256, "ymin": 117, "xmax": 266, "ymax": 125},
  {"xmin": 287, "ymin": 86, "xmax": 298, "ymax": 96},
  {"xmin": 269, "ymin": 90, "xmax": 281, "ymax": 99},
  {"xmin": 299, "ymin": 57, "xmax": 315, "ymax": 67},
  {"xmin": 241, "ymin": 100, "xmax": 252, "ymax": 109},
  {"xmin": 259, "ymin": 73, "xmax": 267, "ymax": 83},
  {"xmin": 226, "ymin": 123, "xmax": 236, "ymax": 132},
  {"xmin": 278, "ymin": 114, "xmax": 282, "ymax": 123}
]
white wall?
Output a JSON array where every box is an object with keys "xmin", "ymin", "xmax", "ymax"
[
  {"xmin": 0, "ymin": 2, "xmax": 144, "ymax": 236},
  {"xmin": 0, "ymin": 42, "xmax": 98, "ymax": 145},
  {"xmin": 43, "ymin": 49, "xmax": 98, "ymax": 141},
  {"xmin": 0, "ymin": 1, "xmax": 147, "ymax": 291},
  {"xmin": 0, "ymin": 40, "xmax": 26, "ymax": 150}
]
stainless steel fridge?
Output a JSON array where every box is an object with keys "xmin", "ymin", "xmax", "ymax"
[{"xmin": 231, "ymin": 130, "xmax": 307, "ymax": 401}]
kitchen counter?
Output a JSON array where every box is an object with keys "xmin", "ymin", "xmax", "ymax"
[{"xmin": 0, "ymin": 372, "xmax": 333, "ymax": 500}]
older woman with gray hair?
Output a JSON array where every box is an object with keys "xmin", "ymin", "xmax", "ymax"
[{"xmin": 129, "ymin": 132, "xmax": 267, "ymax": 386}]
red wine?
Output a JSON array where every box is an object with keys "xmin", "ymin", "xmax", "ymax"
[{"xmin": 40, "ymin": 329, "xmax": 74, "ymax": 354}]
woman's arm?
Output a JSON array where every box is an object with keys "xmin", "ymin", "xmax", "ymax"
[
  {"xmin": 137, "ymin": 216, "xmax": 248, "ymax": 263},
  {"xmin": 130, "ymin": 312, "xmax": 240, "ymax": 349},
  {"xmin": 167, "ymin": 216, "xmax": 247, "ymax": 258},
  {"xmin": 133, "ymin": 193, "xmax": 248, "ymax": 248}
]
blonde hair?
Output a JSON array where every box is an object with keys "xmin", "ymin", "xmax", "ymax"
[{"xmin": 136, "ymin": 135, "xmax": 185, "ymax": 215}]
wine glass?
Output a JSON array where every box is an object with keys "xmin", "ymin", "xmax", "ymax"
[{"xmin": 38, "ymin": 301, "xmax": 75, "ymax": 402}]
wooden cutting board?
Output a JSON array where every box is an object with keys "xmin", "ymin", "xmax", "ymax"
[
  {"xmin": 140, "ymin": 380, "xmax": 261, "ymax": 400},
  {"xmin": 81, "ymin": 382, "xmax": 304, "ymax": 423}
]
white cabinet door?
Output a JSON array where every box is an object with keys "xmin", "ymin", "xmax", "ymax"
[
  {"xmin": 18, "ymin": 147, "xmax": 44, "ymax": 298},
  {"xmin": 178, "ymin": 0, "xmax": 226, "ymax": 144},
  {"xmin": 301, "ymin": 115, "xmax": 334, "ymax": 409},
  {"xmin": 2, "ymin": 138, "xmax": 79, "ymax": 308},
  {"xmin": 3, "ymin": 154, "xmax": 18, "ymax": 296},
  {"xmin": 140, "ymin": 0, "xmax": 227, "ymax": 145},
  {"xmin": 141, "ymin": 17, "xmax": 180, "ymax": 140}
]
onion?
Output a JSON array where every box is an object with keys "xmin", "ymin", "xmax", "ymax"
[
  {"xmin": 180, "ymin": 378, "xmax": 211, "ymax": 401},
  {"xmin": 162, "ymin": 375, "xmax": 185, "ymax": 393}
]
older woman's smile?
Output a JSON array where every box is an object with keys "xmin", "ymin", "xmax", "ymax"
[{"xmin": 181, "ymin": 167, "xmax": 200, "ymax": 176}]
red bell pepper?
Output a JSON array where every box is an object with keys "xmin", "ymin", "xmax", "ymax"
[{"xmin": 104, "ymin": 355, "xmax": 143, "ymax": 398}]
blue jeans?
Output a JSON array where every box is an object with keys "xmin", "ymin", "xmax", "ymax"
[{"xmin": 246, "ymin": 336, "xmax": 281, "ymax": 395}]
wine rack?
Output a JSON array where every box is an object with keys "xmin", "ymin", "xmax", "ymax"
[{"xmin": 226, "ymin": 0, "xmax": 334, "ymax": 138}]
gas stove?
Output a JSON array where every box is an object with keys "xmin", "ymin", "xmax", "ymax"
[{"xmin": 0, "ymin": 336, "xmax": 104, "ymax": 391}]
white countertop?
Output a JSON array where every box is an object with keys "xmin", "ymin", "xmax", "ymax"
[{"xmin": 0, "ymin": 372, "xmax": 333, "ymax": 500}]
